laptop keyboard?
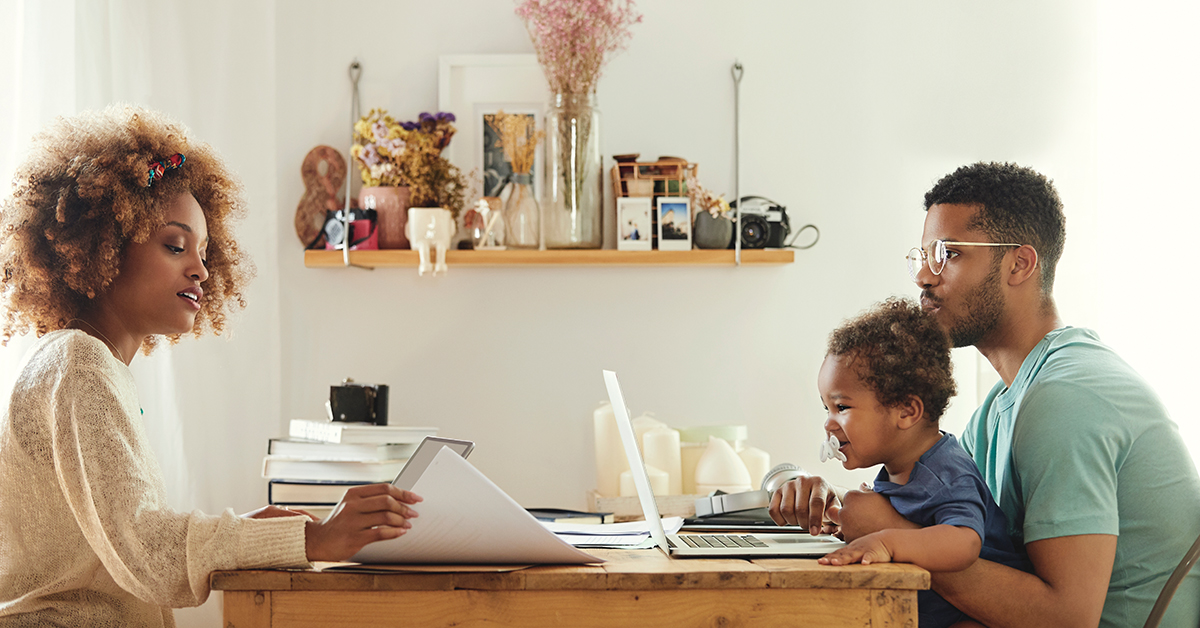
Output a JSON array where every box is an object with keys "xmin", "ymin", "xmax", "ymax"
[{"xmin": 676, "ymin": 534, "xmax": 769, "ymax": 549}]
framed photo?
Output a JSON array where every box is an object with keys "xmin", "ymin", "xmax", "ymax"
[
  {"xmin": 478, "ymin": 106, "xmax": 543, "ymax": 198},
  {"xmin": 617, "ymin": 197, "xmax": 652, "ymax": 251},
  {"xmin": 656, "ymin": 197, "xmax": 692, "ymax": 251},
  {"xmin": 438, "ymin": 55, "xmax": 549, "ymax": 201}
]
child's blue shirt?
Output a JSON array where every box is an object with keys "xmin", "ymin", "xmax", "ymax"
[{"xmin": 872, "ymin": 432, "xmax": 1029, "ymax": 628}]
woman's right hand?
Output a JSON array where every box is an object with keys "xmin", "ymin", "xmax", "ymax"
[
  {"xmin": 304, "ymin": 484, "xmax": 422, "ymax": 562},
  {"xmin": 768, "ymin": 474, "xmax": 841, "ymax": 535}
]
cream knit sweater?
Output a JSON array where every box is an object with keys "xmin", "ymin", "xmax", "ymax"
[{"xmin": 0, "ymin": 330, "xmax": 309, "ymax": 627}]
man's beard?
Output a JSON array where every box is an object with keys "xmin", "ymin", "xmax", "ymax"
[{"xmin": 945, "ymin": 263, "xmax": 1004, "ymax": 348}]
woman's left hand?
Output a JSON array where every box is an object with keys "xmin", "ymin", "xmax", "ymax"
[{"xmin": 241, "ymin": 505, "xmax": 319, "ymax": 521}]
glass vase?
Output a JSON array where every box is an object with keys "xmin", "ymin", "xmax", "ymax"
[
  {"xmin": 503, "ymin": 174, "xmax": 540, "ymax": 249},
  {"xmin": 544, "ymin": 92, "xmax": 602, "ymax": 249}
]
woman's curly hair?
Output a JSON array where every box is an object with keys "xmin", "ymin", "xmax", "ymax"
[
  {"xmin": 0, "ymin": 104, "xmax": 253, "ymax": 352},
  {"xmin": 827, "ymin": 298, "xmax": 956, "ymax": 422}
]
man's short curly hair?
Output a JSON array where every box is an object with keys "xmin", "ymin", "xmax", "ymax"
[
  {"xmin": 827, "ymin": 298, "xmax": 957, "ymax": 422},
  {"xmin": 923, "ymin": 162, "xmax": 1066, "ymax": 296},
  {"xmin": 0, "ymin": 104, "xmax": 253, "ymax": 351}
]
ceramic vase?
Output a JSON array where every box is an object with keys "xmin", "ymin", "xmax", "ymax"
[{"xmin": 693, "ymin": 211, "xmax": 734, "ymax": 249}]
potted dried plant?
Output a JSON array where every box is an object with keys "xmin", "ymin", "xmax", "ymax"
[
  {"xmin": 687, "ymin": 172, "xmax": 734, "ymax": 249},
  {"xmin": 351, "ymin": 110, "xmax": 469, "ymax": 249}
]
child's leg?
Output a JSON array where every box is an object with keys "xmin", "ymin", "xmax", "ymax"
[{"xmin": 949, "ymin": 620, "xmax": 986, "ymax": 628}]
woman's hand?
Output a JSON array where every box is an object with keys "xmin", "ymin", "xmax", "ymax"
[
  {"xmin": 241, "ymin": 505, "xmax": 319, "ymax": 521},
  {"xmin": 818, "ymin": 530, "xmax": 894, "ymax": 566},
  {"xmin": 304, "ymin": 484, "xmax": 423, "ymax": 562}
]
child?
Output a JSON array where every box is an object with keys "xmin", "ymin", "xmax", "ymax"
[
  {"xmin": 811, "ymin": 298, "xmax": 1028, "ymax": 628},
  {"xmin": 0, "ymin": 105, "xmax": 421, "ymax": 626}
]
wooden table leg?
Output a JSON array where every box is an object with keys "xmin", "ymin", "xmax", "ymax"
[{"xmin": 222, "ymin": 590, "xmax": 272, "ymax": 628}]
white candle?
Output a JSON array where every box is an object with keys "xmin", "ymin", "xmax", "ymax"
[
  {"xmin": 619, "ymin": 464, "xmax": 669, "ymax": 497},
  {"xmin": 643, "ymin": 426, "xmax": 682, "ymax": 495},
  {"xmin": 593, "ymin": 402, "xmax": 628, "ymax": 498}
]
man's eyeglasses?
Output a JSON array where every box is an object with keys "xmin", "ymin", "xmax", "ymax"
[{"xmin": 906, "ymin": 240, "xmax": 1022, "ymax": 282}]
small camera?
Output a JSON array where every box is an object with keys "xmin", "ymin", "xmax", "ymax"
[
  {"xmin": 730, "ymin": 196, "xmax": 790, "ymax": 249},
  {"xmin": 329, "ymin": 379, "xmax": 389, "ymax": 425},
  {"xmin": 321, "ymin": 208, "xmax": 379, "ymax": 251}
]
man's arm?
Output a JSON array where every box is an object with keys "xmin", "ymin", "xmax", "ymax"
[
  {"xmin": 837, "ymin": 489, "xmax": 1116, "ymax": 628},
  {"xmin": 933, "ymin": 534, "xmax": 1115, "ymax": 628}
]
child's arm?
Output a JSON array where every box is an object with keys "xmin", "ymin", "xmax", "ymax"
[{"xmin": 818, "ymin": 524, "xmax": 982, "ymax": 572}]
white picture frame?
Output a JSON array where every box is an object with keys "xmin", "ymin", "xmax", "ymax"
[
  {"xmin": 617, "ymin": 197, "xmax": 652, "ymax": 251},
  {"xmin": 438, "ymin": 55, "xmax": 549, "ymax": 202},
  {"xmin": 657, "ymin": 197, "xmax": 692, "ymax": 251}
]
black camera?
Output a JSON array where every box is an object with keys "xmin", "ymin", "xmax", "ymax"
[
  {"xmin": 729, "ymin": 196, "xmax": 790, "ymax": 249},
  {"xmin": 329, "ymin": 378, "xmax": 389, "ymax": 425}
]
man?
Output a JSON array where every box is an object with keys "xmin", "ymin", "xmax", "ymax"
[{"xmin": 770, "ymin": 162, "xmax": 1200, "ymax": 628}]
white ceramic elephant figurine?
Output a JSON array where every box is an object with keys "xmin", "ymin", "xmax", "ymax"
[{"xmin": 405, "ymin": 208, "xmax": 453, "ymax": 276}]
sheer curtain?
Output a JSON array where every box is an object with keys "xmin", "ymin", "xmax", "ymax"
[{"xmin": 1, "ymin": 2, "xmax": 281, "ymax": 626}]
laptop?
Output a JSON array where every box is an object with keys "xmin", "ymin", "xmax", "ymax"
[{"xmin": 603, "ymin": 370, "xmax": 845, "ymax": 558}]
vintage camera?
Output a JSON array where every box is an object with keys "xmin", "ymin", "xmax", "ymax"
[
  {"xmin": 329, "ymin": 378, "xmax": 389, "ymax": 425},
  {"xmin": 321, "ymin": 208, "xmax": 379, "ymax": 251},
  {"xmin": 729, "ymin": 196, "xmax": 790, "ymax": 249}
]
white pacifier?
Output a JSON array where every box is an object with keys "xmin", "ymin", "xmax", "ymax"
[{"xmin": 819, "ymin": 432, "xmax": 847, "ymax": 463}]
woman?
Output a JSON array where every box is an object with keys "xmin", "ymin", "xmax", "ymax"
[{"xmin": 0, "ymin": 105, "xmax": 420, "ymax": 627}]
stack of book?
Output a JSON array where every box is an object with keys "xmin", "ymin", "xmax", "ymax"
[{"xmin": 264, "ymin": 419, "xmax": 438, "ymax": 519}]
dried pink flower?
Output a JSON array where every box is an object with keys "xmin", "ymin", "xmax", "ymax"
[{"xmin": 515, "ymin": 0, "xmax": 642, "ymax": 95}]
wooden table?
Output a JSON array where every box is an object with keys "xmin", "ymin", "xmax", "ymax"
[{"xmin": 212, "ymin": 549, "xmax": 928, "ymax": 627}]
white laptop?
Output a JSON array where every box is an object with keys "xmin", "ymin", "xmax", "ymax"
[{"xmin": 603, "ymin": 370, "xmax": 845, "ymax": 558}]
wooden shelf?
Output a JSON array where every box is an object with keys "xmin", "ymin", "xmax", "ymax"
[{"xmin": 304, "ymin": 249, "xmax": 794, "ymax": 268}]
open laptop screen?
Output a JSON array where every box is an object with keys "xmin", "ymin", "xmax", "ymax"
[{"xmin": 603, "ymin": 370, "xmax": 672, "ymax": 552}]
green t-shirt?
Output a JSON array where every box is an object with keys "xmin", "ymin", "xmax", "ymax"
[{"xmin": 962, "ymin": 327, "xmax": 1200, "ymax": 628}]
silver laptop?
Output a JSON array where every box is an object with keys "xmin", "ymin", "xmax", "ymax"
[{"xmin": 603, "ymin": 370, "xmax": 845, "ymax": 558}]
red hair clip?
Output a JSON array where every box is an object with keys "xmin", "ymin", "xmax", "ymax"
[{"xmin": 146, "ymin": 153, "xmax": 186, "ymax": 187}]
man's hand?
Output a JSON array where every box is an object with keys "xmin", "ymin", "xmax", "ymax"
[
  {"xmin": 768, "ymin": 475, "xmax": 842, "ymax": 535},
  {"xmin": 819, "ymin": 530, "xmax": 895, "ymax": 566},
  {"xmin": 837, "ymin": 487, "xmax": 915, "ymax": 541},
  {"xmin": 304, "ymin": 484, "xmax": 423, "ymax": 562}
]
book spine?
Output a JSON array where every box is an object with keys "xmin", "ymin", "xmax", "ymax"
[{"xmin": 289, "ymin": 420, "xmax": 342, "ymax": 443}]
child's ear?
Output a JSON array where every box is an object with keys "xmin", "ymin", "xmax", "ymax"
[{"xmin": 894, "ymin": 395, "xmax": 925, "ymax": 430}]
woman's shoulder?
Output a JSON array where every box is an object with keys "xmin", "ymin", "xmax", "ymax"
[{"xmin": 17, "ymin": 330, "xmax": 124, "ymax": 383}]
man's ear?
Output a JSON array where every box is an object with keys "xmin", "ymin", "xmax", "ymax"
[
  {"xmin": 894, "ymin": 395, "xmax": 925, "ymax": 430},
  {"xmin": 1007, "ymin": 244, "xmax": 1040, "ymax": 287}
]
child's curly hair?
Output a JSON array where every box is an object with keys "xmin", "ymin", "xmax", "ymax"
[
  {"xmin": 0, "ymin": 104, "xmax": 253, "ymax": 352},
  {"xmin": 827, "ymin": 298, "xmax": 956, "ymax": 421}
]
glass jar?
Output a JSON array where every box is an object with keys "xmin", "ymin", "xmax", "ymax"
[
  {"xmin": 503, "ymin": 174, "xmax": 539, "ymax": 249},
  {"xmin": 543, "ymin": 92, "xmax": 602, "ymax": 249}
]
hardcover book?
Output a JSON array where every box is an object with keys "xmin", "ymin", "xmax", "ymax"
[
  {"xmin": 288, "ymin": 419, "xmax": 437, "ymax": 445},
  {"xmin": 267, "ymin": 438, "xmax": 418, "ymax": 460},
  {"xmin": 268, "ymin": 479, "xmax": 373, "ymax": 505},
  {"xmin": 262, "ymin": 455, "xmax": 408, "ymax": 482}
]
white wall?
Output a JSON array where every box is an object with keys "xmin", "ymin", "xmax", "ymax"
[{"xmin": 275, "ymin": 0, "xmax": 1099, "ymax": 507}]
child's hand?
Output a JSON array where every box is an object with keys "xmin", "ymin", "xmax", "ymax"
[{"xmin": 818, "ymin": 530, "xmax": 894, "ymax": 566}]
